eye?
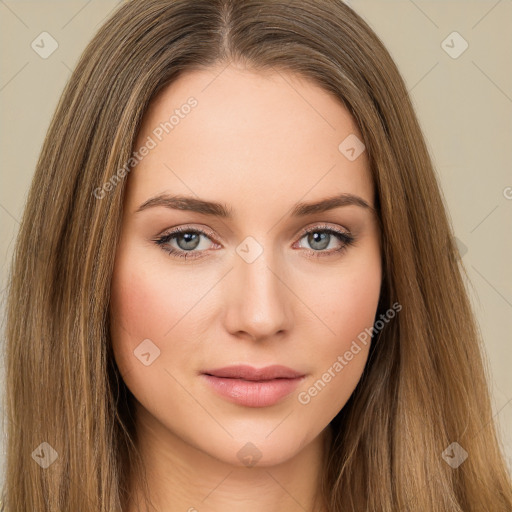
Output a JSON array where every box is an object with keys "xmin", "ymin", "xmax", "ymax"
[
  {"xmin": 152, "ymin": 226, "xmax": 218, "ymax": 260},
  {"xmin": 153, "ymin": 223, "xmax": 356, "ymax": 260},
  {"xmin": 293, "ymin": 224, "xmax": 356, "ymax": 259}
]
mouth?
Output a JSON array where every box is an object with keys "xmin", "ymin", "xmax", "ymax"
[
  {"xmin": 201, "ymin": 365, "xmax": 306, "ymax": 408},
  {"xmin": 203, "ymin": 364, "xmax": 305, "ymax": 381}
]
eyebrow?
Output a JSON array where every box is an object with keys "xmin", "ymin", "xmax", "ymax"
[{"xmin": 135, "ymin": 192, "xmax": 376, "ymax": 218}]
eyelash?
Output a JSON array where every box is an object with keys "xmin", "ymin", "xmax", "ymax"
[{"xmin": 152, "ymin": 224, "xmax": 356, "ymax": 261}]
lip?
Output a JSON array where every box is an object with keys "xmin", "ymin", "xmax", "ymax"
[{"xmin": 201, "ymin": 365, "xmax": 306, "ymax": 408}]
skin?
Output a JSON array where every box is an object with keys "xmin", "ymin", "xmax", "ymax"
[{"xmin": 110, "ymin": 63, "xmax": 382, "ymax": 512}]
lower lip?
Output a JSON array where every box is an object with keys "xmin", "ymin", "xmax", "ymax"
[{"xmin": 201, "ymin": 374, "xmax": 305, "ymax": 407}]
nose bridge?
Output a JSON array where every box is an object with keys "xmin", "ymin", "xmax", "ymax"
[{"xmin": 224, "ymin": 240, "xmax": 292, "ymax": 340}]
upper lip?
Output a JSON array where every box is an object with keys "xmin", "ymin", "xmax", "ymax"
[{"xmin": 203, "ymin": 365, "xmax": 305, "ymax": 381}]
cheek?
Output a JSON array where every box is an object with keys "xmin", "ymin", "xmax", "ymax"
[
  {"xmin": 301, "ymin": 245, "xmax": 382, "ymax": 349},
  {"xmin": 110, "ymin": 264, "xmax": 167, "ymax": 367},
  {"xmin": 109, "ymin": 245, "xmax": 215, "ymax": 433},
  {"xmin": 109, "ymin": 244, "xmax": 201, "ymax": 383},
  {"xmin": 294, "ymin": 247, "xmax": 381, "ymax": 417}
]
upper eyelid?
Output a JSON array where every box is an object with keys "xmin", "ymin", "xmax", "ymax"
[{"xmin": 161, "ymin": 222, "xmax": 351, "ymax": 240}]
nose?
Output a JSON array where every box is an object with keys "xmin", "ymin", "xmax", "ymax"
[{"xmin": 222, "ymin": 247, "xmax": 293, "ymax": 342}]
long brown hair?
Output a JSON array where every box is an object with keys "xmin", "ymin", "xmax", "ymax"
[{"xmin": 2, "ymin": 0, "xmax": 511, "ymax": 510}]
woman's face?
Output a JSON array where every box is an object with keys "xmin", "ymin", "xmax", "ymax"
[{"xmin": 110, "ymin": 64, "xmax": 382, "ymax": 467}]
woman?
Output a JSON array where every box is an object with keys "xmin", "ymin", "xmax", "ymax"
[{"xmin": 2, "ymin": 0, "xmax": 511, "ymax": 510}]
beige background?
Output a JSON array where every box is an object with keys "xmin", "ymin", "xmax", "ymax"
[{"xmin": 0, "ymin": 0, "xmax": 511, "ymax": 485}]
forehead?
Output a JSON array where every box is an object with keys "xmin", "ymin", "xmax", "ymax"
[{"xmin": 125, "ymin": 65, "xmax": 373, "ymax": 217}]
